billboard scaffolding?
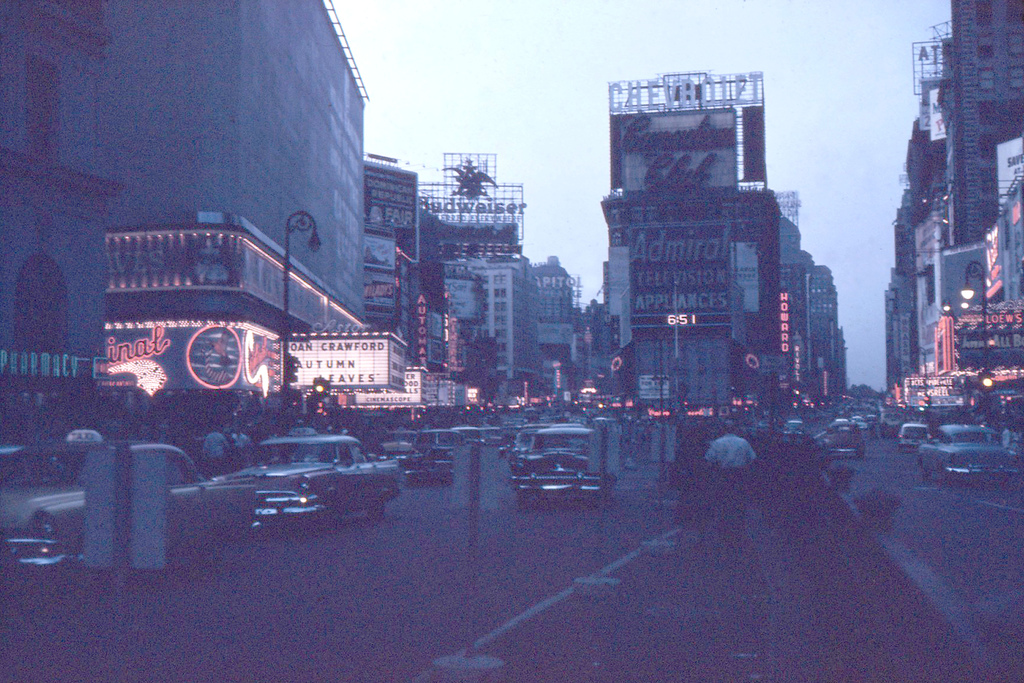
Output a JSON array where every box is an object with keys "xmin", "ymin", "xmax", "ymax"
[{"xmin": 419, "ymin": 153, "xmax": 525, "ymax": 242}]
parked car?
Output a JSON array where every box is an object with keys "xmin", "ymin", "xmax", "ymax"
[
  {"xmin": 1, "ymin": 436, "xmax": 254, "ymax": 567},
  {"xmin": 918, "ymin": 424, "xmax": 1019, "ymax": 485},
  {"xmin": 509, "ymin": 424, "xmax": 616, "ymax": 507},
  {"xmin": 897, "ymin": 422, "xmax": 930, "ymax": 453},
  {"xmin": 815, "ymin": 419, "xmax": 866, "ymax": 459},
  {"xmin": 215, "ymin": 428, "xmax": 401, "ymax": 522}
]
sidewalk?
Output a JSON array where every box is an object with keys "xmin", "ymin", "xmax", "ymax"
[{"xmin": 446, "ymin": 458, "xmax": 982, "ymax": 682}]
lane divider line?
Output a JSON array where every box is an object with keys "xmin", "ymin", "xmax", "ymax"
[
  {"xmin": 976, "ymin": 500, "xmax": 1024, "ymax": 514},
  {"xmin": 471, "ymin": 525, "xmax": 682, "ymax": 651}
]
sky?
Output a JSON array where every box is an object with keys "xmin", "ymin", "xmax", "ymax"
[{"xmin": 341, "ymin": 0, "xmax": 951, "ymax": 391}]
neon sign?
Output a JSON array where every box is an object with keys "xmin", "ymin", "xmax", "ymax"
[
  {"xmin": 416, "ymin": 294, "xmax": 428, "ymax": 366},
  {"xmin": 102, "ymin": 321, "xmax": 279, "ymax": 395},
  {"xmin": 779, "ymin": 292, "xmax": 791, "ymax": 353},
  {"xmin": 106, "ymin": 325, "xmax": 171, "ymax": 364}
]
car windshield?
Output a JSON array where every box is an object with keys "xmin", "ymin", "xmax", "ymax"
[
  {"xmin": 949, "ymin": 429, "xmax": 997, "ymax": 444},
  {"xmin": 415, "ymin": 432, "xmax": 459, "ymax": 447},
  {"xmin": 901, "ymin": 427, "xmax": 928, "ymax": 439},
  {"xmin": 533, "ymin": 433, "xmax": 589, "ymax": 452},
  {"xmin": 260, "ymin": 442, "xmax": 335, "ymax": 464}
]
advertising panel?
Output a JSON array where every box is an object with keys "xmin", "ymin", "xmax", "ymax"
[
  {"xmin": 363, "ymin": 270, "xmax": 396, "ymax": 309},
  {"xmin": 609, "ymin": 72, "xmax": 764, "ymax": 114},
  {"xmin": 997, "ymin": 137, "xmax": 1024, "ymax": 196},
  {"xmin": 101, "ymin": 321, "xmax": 280, "ymax": 397},
  {"xmin": 364, "ymin": 163, "xmax": 418, "ymax": 229},
  {"xmin": 629, "ymin": 224, "xmax": 732, "ymax": 328},
  {"xmin": 954, "ymin": 303, "xmax": 1024, "ymax": 370},
  {"xmin": 419, "ymin": 154, "xmax": 525, "ymax": 238},
  {"xmin": 353, "ymin": 369, "xmax": 423, "ymax": 406},
  {"xmin": 986, "ymin": 223, "xmax": 1004, "ymax": 300},
  {"xmin": 733, "ymin": 242, "xmax": 759, "ymax": 312},
  {"xmin": 902, "ymin": 375, "xmax": 965, "ymax": 407},
  {"xmin": 363, "ymin": 234, "xmax": 396, "ymax": 270},
  {"xmin": 929, "ymin": 89, "xmax": 946, "ymax": 141},
  {"xmin": 446, "ymin": 277, "xmax": 480, "ymax": 320},
  {"xmin": 610, "ymin": 110, "xmax": 737, "ymax": 192},
  {"xmin": 107, "ymin": 228, "xmax": 363, "ymax": 333},
  {"xmin": 288, "ymin": 333, "xmax": 406, "ymax": 391}
]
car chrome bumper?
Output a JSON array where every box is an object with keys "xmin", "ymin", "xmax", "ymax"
[
  {"xmin": 3, "ymin": 537, "xmax": 74, "ymax": 566},
  {"xmin": 254, "ymin": 491, "xmax": 325, "ymax": 518},
  {"xmin": 942, "ymin": 466, "xmax": 1019, "ymax": 476}
]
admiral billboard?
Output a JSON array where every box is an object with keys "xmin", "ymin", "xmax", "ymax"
[{"xmin": 629, "ymin": 225, "xmax": 732, "ymax": 328}]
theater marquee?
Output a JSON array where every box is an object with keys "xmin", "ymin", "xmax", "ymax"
[{"xmin": 288, "ymin": 332, "xmax": 406, "ymax": 391}]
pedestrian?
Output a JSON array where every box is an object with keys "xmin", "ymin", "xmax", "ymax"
[
  {"xmin": 702, "ymin": 420, "xmax": 758, "ymax": 540},
  {"xmin": 202, "ymin": 427, "xmax": 230, "ymax": 476}
]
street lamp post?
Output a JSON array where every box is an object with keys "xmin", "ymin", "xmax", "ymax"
[
  {"xmin": 961, "ymin": 260, "xmax": 992, "ymax": 418},
  {"xmin": 282, "ymin": 211, "xmax": 320, "ymax": 399}
]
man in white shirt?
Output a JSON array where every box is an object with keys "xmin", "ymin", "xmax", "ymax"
[{"xmin": 703, "ymin": 423, "xmax": 757, "ymax": 539}]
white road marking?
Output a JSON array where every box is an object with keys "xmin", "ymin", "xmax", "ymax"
[{"xmin": 975, "ymin": 500, "xmax": 1024, "ymax": 514}]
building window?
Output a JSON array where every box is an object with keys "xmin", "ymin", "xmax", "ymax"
[
  {"xmin": 494, "ymin": 301, "xmax": 508, "ymax": 313},
  {"xmin": 14, "ymin": 252, "xmax": 68, "ymax": 351},
  {"xmin": 1011, "ymin": 33, "xmax": 1024, "ymax": 55},
  {"xmin": 977, "ymin": 1, "xmax": 993, "ymax": 25},
  {"xmin": 1011, "ymin": 67, "xmax": 1024, "ymax": 89},
  {"xmin": 978, "ymin": 44, "xmax": 994, "ymax": 59},
  {"xmin": 26, "ymin": 56, "xmax": 60, "ymax": 159},
  {"xmin": 1009, "ymin": 0, "xmax": 1023, "ymax": 22},
  {"xmin": 979, "ymin": 69, "xmax": 995, "ymax": 89},
  {"xmin": 493, "ymin": 288, "xmax": 507, "ymax": 299}
]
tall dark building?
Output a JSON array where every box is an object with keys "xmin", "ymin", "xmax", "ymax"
[
  {"xmin": 947, "ymin": 0, "xmax": 1024, "ymax": 244},
  {"xmin": 602, "ymin": 71, "xmax": 780, "ymax": 409}
]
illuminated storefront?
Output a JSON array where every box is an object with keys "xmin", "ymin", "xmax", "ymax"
[
  {"xmin": 102, "ymin": 320, "xmax": 281, "ymax": 397},
  {"xmin": 288, "ymin": 332, "xmax": 406, "ymax": 392}
]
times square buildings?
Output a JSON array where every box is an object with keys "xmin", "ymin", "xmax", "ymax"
[
  {"xmin": 601, "ymin": 72, "xmax": 846, "ymax": 413},
  {"xmin": 886, "ymin": 2, "xmax": 1024, "ymax": 404},
  {"xmin": 1, "ymin": 3, "xmax": 848, "ymax": 440},
  {"xmin": 1, "ymin": 0, "xmax": 366, "ymax": 441}
]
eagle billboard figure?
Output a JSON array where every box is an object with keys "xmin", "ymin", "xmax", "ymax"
[{"xmin": 445, "ymin": 159, "xmax": 497, "ymax": 199}]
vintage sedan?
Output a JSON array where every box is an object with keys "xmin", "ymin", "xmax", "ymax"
[
  {"xmin": 1, "ymin": 438, "xmax": 254, "ymax": 568},
  {"xmin": 216, "ymin": 429, "xmax": 401, "ymax": 522},
  {"xmin": 815, "ymin": 419, "xmax": 866, "ymax": 459},
  {"xmin": 510, "ymin": 424, "xmax": 616, "ymax": 507},
  {"xmin": 405, "ymin": 429, "xmax": 464, "ymax": 483},
  {"xmin": 897, "ymin": 422, "xmax": 930, "ymax": 453},
  {"xmin": 918, "ymin": 424, "xmax": 1019, "ymax": 485}
]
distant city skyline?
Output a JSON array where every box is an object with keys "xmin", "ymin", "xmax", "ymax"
[{"xmin": 342, "ymin": 0, "xmax": 951, "ymax": 389}]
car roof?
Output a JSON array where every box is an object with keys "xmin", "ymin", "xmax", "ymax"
[
  {"xmin": 900, "ymin": 422, "xmax": 928, "ymax": 430},
  {"xmin": 260, "ymin": 434, "xmax": 361, "ymax": 446},
  {"xmin": 938, "ymin": 424, "xmax": 993, "ymax": 434},
  {"xmin": 535, "ymin": 425, "xmax": 593, "ymax": 435}
]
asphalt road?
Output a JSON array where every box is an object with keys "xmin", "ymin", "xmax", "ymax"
[
  {"xmin": 1, "ymin": 438, "xmax": 995, "ymax": 682},
  {"xmin": 839, "ymin": 433, "xmax": 1024, "ymax": 681}
]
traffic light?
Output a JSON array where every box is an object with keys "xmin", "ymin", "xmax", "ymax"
[
  {"xmin": 283, "ymin": 354, "xmax": 301, "ymax": 386},
  {"xmin": 312, "ymin": 376, "xmax": 331, "ymax": 395}
]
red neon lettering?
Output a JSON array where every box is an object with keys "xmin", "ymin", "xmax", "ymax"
[{"xmin": 107, "ymin": 325, "xmax": 171, "ymax": 363}]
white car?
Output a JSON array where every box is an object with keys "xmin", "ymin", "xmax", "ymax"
[{"xmin": 897, "ymin": 423, "xmax": 929, "ymax": 453}]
